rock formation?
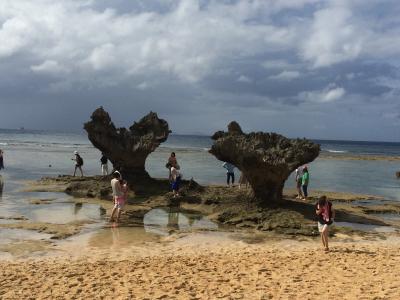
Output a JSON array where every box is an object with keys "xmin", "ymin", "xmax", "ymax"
[
  {"xmin": 84, "ymin": 107, "xmax": 170, "ymax": 180},
  {"xmin": 209, "ymin": 122, "xmax": 320, "ymax": 203}
]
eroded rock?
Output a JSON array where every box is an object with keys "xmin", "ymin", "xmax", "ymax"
[
  {"xmin": 84, "ymin": 107, "xmax": 170, "ymax": 180},
  {"xmin": 209, "ymin": 122, "xmax": 320, "ymax": 203}
]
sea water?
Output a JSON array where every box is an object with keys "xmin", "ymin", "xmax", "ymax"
[{"xmin": 0, "ymin": 129, "xmax": 399, "ymax": 201}]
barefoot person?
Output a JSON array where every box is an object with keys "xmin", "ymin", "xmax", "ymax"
[
  {"xmin": 301, "ymin": 166, "xmax": 309, "ymax": 200},
  {"xmin": 120, "ymin": 178, "xmax": 129, "ymax": 206},
  {"xmin": 166, "ymin": 152, "xmax": 178, "ymax": 181},
  {"xmin": 110, "ymin": 171, "xmax": 123, "ymax": 222},
  {"xmin": 100, "ymin": 153, "xmax": 108, "ymax": 175},
  {"xmin": 316, "ymin": 196, "xmax": 335, "ymax": 252},
  {"xmin": 222, "ymin": 162, "xmax": 235, "ymax": 187},
  {"xmin": 72, "ymin": 151, "xmax": 84, "ymax": 177},
  {"xmin": 170, "ymin": 165, "xmax": 181, "ymax": 197},
  {"xmin": 295, "ymin": 166, "xmax": 303, "ymax": 199}
]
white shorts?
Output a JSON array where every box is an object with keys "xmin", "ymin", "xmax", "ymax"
[{"xmin": 318, "ymin": 222, "xmax": 329, "ymax": 233}]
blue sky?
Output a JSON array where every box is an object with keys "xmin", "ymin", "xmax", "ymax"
[{"xmin": 0, "ymin": 0, "xmax": 399, "ymax": 141}]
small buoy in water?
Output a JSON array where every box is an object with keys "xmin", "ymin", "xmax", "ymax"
[{"xmin": 49, "ymin": 164, "xmax": 52, "ymax": 167}]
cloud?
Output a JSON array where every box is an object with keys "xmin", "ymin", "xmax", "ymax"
[
  {"xmin": 0, "ymin": 0, "xmax": 399, "ymax": 141},
  {"xmin": 30, "ymin": 60, "xmax": 69, "ymax": 74},
  {"xmin": 269, "ymin": 70, "xmax": 300, "ymax": 80},
  {"xmin": 261, "ymin": 59, "xmax": 292, "ymax": 70},
  {"xmin": 301, "ymin": 4, "xmax": 364, "ymax": 67},
  {"xmin": 299, "ymin": 85, "xmax": 346, "ymax": 103},
  {"xmin": 237, "ymin": 75, "xmax": 252, "ymax": 83}
]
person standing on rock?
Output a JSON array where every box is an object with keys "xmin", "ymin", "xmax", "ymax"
[
  {"xmin": 295, "ymin": 166, "xmax": 304, "ymax": 199},
  {"xmin": 316, "ymin": 196, "xmax": 335, "ymax": 252},
  {"xmin": 170, "ymin": 165, "xmax": 181, "ymax": 197},
  {"xmin": 222, "ymin": 162, "xmax": 235, "ymax": 187},
  {"xmin": 110, "ymin": 171, "xmax": 123, "ymax": 222},
  {"xmin": 166, "ymin": 152, "xmax": 178, "ymax": 182},
  {"xmin": 100, "ymin": 153, "xmax": 108, "ymax": 176},
  {"xmin": 301, "ymin": 166, "xmax": 309, "ymax": 200},
  {"xmin": 72, "ymin": 151, "xmax": 84, "ymax": 177}
]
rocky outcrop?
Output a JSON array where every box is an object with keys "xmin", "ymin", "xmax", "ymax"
[
  {"xmin": 84, "ymin": 107, "xmax": 170, "ymax": 180},
  {"xmin": 209, "ymin": 122, "xmax": 320, "ymax": 203}
]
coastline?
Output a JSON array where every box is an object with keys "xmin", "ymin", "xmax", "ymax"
[
  {"xmin": 1, "ymin": 233, "xmax": 400, "ymax": 299},
  {"xmin": 1, "ymin": 176, "xmax": 400, "ymax": 299}
]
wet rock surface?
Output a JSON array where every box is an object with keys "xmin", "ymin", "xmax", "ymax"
[
  {"xmin": 210, "ymin": 122, "xmax": 320, "ymax": 203},
  {"xmin": 31, "ymin": 176, "xmax": 395, "ymax": 238},
  {"xmin": 84, "ymin": 107, "xmax": 170, "ymax": 181}
]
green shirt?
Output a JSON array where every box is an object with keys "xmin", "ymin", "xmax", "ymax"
[{"xmin": 302, "ymin": 172, "xmax": 309, "ymax": 185}]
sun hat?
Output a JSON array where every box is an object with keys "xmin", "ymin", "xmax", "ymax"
[{"xmin": 74, "ymin": 151, "xmax": 78, "ymax": 155}]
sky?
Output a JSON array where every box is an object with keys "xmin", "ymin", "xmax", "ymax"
[{"xmin": 0, "ymin": 0, "xmax": 399, "ymax": 141}]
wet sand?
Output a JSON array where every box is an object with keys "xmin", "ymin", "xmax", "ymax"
[{"xmin": 1, "ymin": 232, "xmax": 400, "ymax": 299}]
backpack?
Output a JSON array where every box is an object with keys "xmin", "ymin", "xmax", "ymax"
[{"xmin": 77, "ymin": 155, "xmax": 84, "ymax": 166}]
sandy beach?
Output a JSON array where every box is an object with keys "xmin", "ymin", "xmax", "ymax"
[{"xmin": 1, "ymin": 231, "xmax": 400, "ymax": 300}]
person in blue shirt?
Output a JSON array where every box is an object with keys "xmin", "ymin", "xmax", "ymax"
[{"xmin": 222, "ymin": 162, "xmax": 236, "ymax": 187}]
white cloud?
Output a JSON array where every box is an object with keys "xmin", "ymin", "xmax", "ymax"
[
  {"xmin": 237, "ymin": 75, "xmax": 252, "ymax": 83},
  {"xmin": 0, "ymin": 0, "xmax": 303, "ymax": 85},
  {"xmin": 31, "ymin": 60, "xmax": 68, "ymax": 74},
  {"xmin": 269, "ymin": 70, "xmax": 300, "ymax": 80},
  {"xmin": 301, "ymin": 4, "xmax": 364, "ymax": 67},
  {"xmin": 137, "ymin": 82, "xmax": 149, "ymax": 90},
  {"xmin": 87, "ymin": 43, "xmax": 116, "ymax": 71},
  {"xmin": 299, "ymin": 85, "xmax": 346, "ymax": 103}
]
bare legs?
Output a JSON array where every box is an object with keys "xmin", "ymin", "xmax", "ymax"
[
  {"xmin": 321, "ymin": 224, "xmax": 329, "ymax": 251},
  {"xmin": 73, "ymin": 166, "xmax": 83, "ymax": 177},
  {"xmin": 110, "ymin": 206, "xmax": 121, "ymax": 222},
  {"xmin": 110, "ymin": 196, "xmax": 122, "ymax": 222}
]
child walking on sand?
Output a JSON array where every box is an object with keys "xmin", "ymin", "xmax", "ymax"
[{"xmin": 315, "ymin": 196, "xmax": 335, "ymax": 252}]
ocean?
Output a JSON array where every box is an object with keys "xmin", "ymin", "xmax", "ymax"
[{"xmin": 0, "ymin": 129, "xmax": 400, "ymax": 201}]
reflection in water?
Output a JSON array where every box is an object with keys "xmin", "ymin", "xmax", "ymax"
[
  {"xmin": 74, "ymin": 202, "xmax": 83, "ymax": 215},
  {"xmin": 167, "ymin": 206, "xmax": 180, "ymax": 231},
  {"xmin": 144, "ymin": 206, "xmax": 217, "ymax": 235},
  {"xmin": 88, "ymin": 225, "xmax": 160, "ymax": 249}
]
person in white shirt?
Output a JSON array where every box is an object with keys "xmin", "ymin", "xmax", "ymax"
[
  {"xmin": 170, "ymin": 166, "xmax": 182, "ymax": 197},
  {"xmin": 295, "ymin": 166, "xmax": 303, "ymax": 199},
  {"xmin": 110, "ymin": 171, "xmax": 123, "ymax": 222}
]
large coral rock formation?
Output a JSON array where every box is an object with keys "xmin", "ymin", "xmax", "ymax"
[
  {"xmin": 209, "ymin": 122, "xmax": 320, "ymax": 203},
  {"xmin": 84, "ymin": 107, "xmax": 170, "ymax": 180}
]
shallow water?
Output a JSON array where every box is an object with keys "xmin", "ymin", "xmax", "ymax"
[
  {"xmin": 334, "ymin": 222, "xmax": 396, "ymax": 233},
  {"xmin": 1, "ymin": 131, "xmax": 400, "ymax": 257},
  {"xmin": 143, "ymin": 207, "xmax": 218, "ymax": 236},
  {"xmin": 0, "ymin": 131, "xmax": 400, "ymax": 199},
  {"xmin": 0, "ymin": 228, "xmax": 52, "ymax": 244}
]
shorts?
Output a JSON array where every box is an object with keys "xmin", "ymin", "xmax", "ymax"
[
  {"xmin": 172, "ymin": 176, "xmax": 181, "ymax": 191},
  {"xmin": 114, "ymin": 196, "xmax": 125, "ymax": 209},
  {"xmin": 318, "ymin": 222, "xmax": 333, "ymax": 232}
]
